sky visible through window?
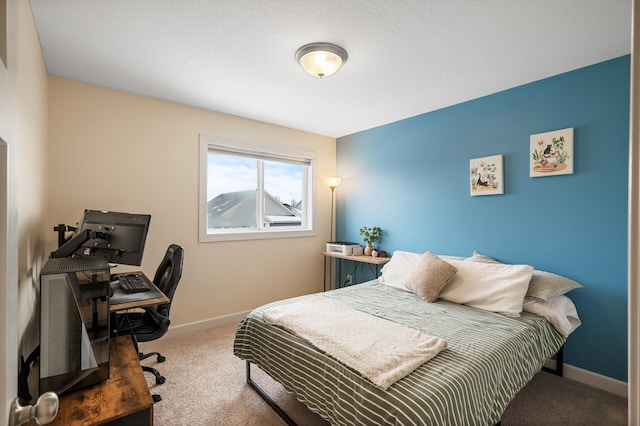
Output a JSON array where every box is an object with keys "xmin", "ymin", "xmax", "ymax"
[{"xmin": 207, "ymin": 152, "xmax": 303, "ymax": 205}]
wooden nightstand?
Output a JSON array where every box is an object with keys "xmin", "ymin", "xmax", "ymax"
[{"xmin": 322, "ymin": 252, "xmax": 391, "ymax": 290}]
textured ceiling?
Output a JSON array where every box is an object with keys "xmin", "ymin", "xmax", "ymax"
[{"xmin": 29, "ymin": 0, "xmax": 632, "ymax": 138}]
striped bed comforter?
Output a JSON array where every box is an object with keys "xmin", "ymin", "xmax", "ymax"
[{"xmin": 233, "ymin": 281, "xmax": 565, "ymax": 426}]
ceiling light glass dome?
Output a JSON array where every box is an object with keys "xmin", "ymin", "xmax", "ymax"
[{"xmin": 295, "ymin": 42, "xmax": 348, "ymax": 78}]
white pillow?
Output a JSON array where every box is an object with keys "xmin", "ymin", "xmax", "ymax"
[
  {"xmin": 465, "ymin": 250, "xmax": 583, "ymax": 301},
  {"xmin": 439, "ymin": 259, "xmax": 533, "ymax": 317},
  {"xmin": 523, "ymin": 295, "xmax": 581, "ymax": 337},
  {"xmin": 526, "ymin": 270, "xmax": 583, "ymax": 301},
  {"xmin": 380, "ymin": 251, "xmax": 463, "ymax": 291},
  {"xmin": 380, "ymin": 251, "xmax": 422, "ymax": 290}
]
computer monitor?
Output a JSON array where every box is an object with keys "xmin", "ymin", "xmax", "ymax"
[{"xmin": 76, "ymin": 209, "xmax": 151, "ymax": 266}]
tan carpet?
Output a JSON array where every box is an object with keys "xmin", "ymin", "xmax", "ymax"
[{"xmin": 138, "ymin": 323, "xmax": 627, "ymax": 425}]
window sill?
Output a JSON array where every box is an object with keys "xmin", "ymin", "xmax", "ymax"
[{"xmin": 199, "ymin": 229, "xmax": 317, "ymax": 243}]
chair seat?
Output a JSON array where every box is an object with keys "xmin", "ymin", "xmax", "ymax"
[
  {"xmin": 112, "ymin": 243, "xmax": 183, "ymax": 402},
  {"xmin": 116, "ymin": 311, "xmax": 170, "ymax": 342}
]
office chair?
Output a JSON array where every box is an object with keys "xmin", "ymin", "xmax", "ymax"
[{"xmin": 117, "ymin": 243, "xmax": 184, "ymax": 401}]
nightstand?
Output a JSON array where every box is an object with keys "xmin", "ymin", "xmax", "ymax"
[{"xmin": 322, "ymin": 252, "xmax": 391, "ymax": 290}]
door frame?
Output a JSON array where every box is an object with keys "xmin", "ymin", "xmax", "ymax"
[
  {"xmin": 0, "ymin": 140, "xmax": 16, "ymax": 425},
  {"xmin": 629, "ymin": 0, "xmax": 639, "ymax": 422},
  {"xmin": 1, "ymin": 0, "xmax": 18, "ymax": 423}
]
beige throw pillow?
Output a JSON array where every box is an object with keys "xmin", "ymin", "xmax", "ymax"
[{"xmin": 407, "ymin": 252, "xmax": 458, "ymax": 302}]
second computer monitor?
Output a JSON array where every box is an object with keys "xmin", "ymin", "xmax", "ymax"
[{"xmin": 78, "ymin": 210, "xmax": 151, "ymax": 266}]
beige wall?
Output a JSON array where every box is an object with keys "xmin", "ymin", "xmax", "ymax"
[
  {"xmin": 48, "ymin": 77, "xmax": 336, "ymax": 327},
  {"xmin": 17, "ymin": 0, "xmax": 49, "ymax": 356},
  {"xmin": 0, "ymin": 0, "xmax": 48, "ymax": 415}
]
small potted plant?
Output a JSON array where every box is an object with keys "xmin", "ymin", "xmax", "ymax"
[{"xmin": 359, "ymin": 226, "xmax": 381, "ymax": 256}]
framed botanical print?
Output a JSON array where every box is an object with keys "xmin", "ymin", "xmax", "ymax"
[
  {"xmin": 530, "ymin": 128, "xmax": 574, "ymax": 177},
  {"xmin": 470, "ymin": 154, "xmax": 503, "ymax": 196}
]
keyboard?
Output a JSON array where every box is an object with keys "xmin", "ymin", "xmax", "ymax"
[{"xmin": 118, "ymin": 274, "xmax": 151, "ymax": 294}]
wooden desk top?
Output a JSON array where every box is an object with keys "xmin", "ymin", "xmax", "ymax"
[
  {"xmin": 28, "ymin": 336, "xmax": 154, "ymax": 425},
  {"xmin": 321, "ymin": 251, "xmax": 392, "ymax": 265},
  {"xmin": 110, "ymin": 271, "xmax": 169, "ymax": 312}
]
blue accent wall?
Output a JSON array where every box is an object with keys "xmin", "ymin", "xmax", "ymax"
[{"xmin": 336, "ymin": 56, "xmax": 630, "ymax": 381}]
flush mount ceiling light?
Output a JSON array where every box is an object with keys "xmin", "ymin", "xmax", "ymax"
[{"xmin": 295, "ymin": 42, "xmax": 348, "ymax": 79}]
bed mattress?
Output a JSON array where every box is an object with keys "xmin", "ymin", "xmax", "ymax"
[{"xmin": 234, "ymin": 281, "xmax": 565, "ymax": 426}]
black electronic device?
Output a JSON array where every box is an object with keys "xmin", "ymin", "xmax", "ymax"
[
  {"xmin": 76, "ymin": 209, "xmax": 151, "ymax": 266},
  {"xmin": 50, "ymin": 229, "xmax": 107, "ymax": 259},
  {"xmin": 118, "ymin": 274, "xmax": 151, "ymax": 294},
  {"xmin": 38, "ymin": 257, "xmax": 111, "ymax": 396}
]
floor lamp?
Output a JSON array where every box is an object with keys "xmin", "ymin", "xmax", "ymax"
[
  {"xmin": 327, "ymin": 177, "xmax": 342, "ymax": 290},
  {"xmin": 327, "ymin": 177, "xmax": 342, "ymax": 241}
]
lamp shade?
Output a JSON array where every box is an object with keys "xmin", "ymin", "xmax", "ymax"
[
  {"xmin": 296, "ymin": 43, "xmax": 348, "ymax": 78},
  {"xmin": 326, "ymin": 176, "xmax": 342, "ymax": 189}
]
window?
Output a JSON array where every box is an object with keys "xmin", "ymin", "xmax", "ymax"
[{"xmin": 199, "ymin": 135, "xmax": 316, "ymax": 241}]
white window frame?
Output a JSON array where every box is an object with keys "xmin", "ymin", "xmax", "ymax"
[{"xmin": 199, "ymin": 134, "xmax": 317, "ymax": 242}]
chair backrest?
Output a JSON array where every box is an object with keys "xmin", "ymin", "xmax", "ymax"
[{"xmin": 152, "ymin": 244, "xmax": 184, "ymax": 315}]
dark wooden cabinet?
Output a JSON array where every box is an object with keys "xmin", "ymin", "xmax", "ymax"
[{"xmin": 28, "ymin": 336, "xmax": 154, "ymax": 426}]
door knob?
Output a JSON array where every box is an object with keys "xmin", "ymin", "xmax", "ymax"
[{"xmin": 9, "ymin": 391, "xmax": 59, "ymax": 426}]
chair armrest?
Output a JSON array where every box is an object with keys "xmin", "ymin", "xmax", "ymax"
[{"xmin": 146, "ymin": 306, "xmax": 171, "ymax": 329}]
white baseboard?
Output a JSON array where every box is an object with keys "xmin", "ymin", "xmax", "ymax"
[
  {"xmin": 164, "ymin": 315, "xmax": 628, "ymax": 399},
  {"xmin": 544, "ymin": 359, "xmax": 628, "ymax": 398},
  {"xmin": 164, "ymin": 310, "xmax": 251, "ymax": 338}
]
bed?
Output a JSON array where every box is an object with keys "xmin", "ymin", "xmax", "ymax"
[{"xmin": 233, "ymin": 251, "xmax": 581, "ymax": 426}]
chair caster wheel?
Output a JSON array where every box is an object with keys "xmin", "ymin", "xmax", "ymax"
[
  {"xmin": 152, "ymin": 394, "xmax": 162, "ymax": 403},
  {"xmin": 156, "ymin": 376, "xmax": 166, "ymax": 385},
  {"xmin": 157, "ymin": 355, "xmax": 166, "ymax": 363}
]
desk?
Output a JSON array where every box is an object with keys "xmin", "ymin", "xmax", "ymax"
[
  {"xmin": 322, "ymin": 252, "xmax": 391, "ymax": 290},
  {"xmin": 109, "ymin": 271, "xmax": 169, "ymax": 355},
  {"xmin": 110, "ymin": 272, "xmax": 169, "ymax": 312},
  {"xmin": 27, "ymin": 336, "xmax": 154, "ymax": 426}
]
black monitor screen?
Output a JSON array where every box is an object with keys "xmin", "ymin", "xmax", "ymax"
[{"xmin": 78, "ymin": 210, "xmax": 151, "ymax": 266}]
